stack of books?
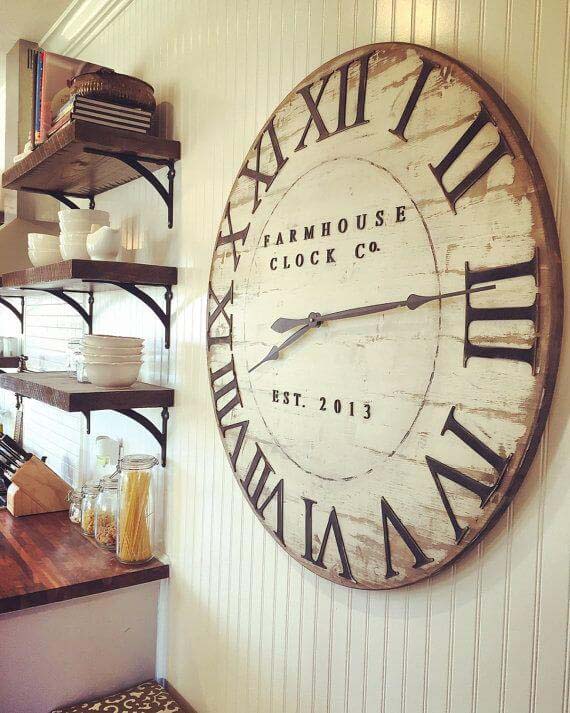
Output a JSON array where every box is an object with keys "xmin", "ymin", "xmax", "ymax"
[
  {"xmin": 49, "ymin": 96, "xmax": 152, "ymax": 137},
  {"xmin": 30, "ymin": 49, "xmax": 154, "ymax": 145}
]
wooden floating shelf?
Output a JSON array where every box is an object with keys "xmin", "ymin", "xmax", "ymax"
[
  {"xmin": 0, "ymin": 259, "xmax": 177, "ymax": 292},
  {"xmin": 0, "ymin": 371, "xmax": 174, "ymax": 412},
  {"xmin": 2, "ymin": 121, "xmax": 180, "ymax": 198},
  {"xmin": 0, "ymin": 510, "xmax": 169, "ymax": 614}
]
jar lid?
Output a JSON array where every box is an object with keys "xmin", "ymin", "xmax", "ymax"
[
  {"xmin": 99, "ymin": 476, "xmax": 118, "ymax": 490},
  {"xmin": 67, "ymin": 489, "xmax": 82, "ymax": 502},
  {"xmin": 81, "ymin": 480, "xmax": 100, "ymax": 495},
  {"xmin": 120, "ymin": 454, "xmax": 158, "ymax": 470}
]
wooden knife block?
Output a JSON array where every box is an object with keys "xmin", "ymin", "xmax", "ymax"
[{"xmin": 7, "ymin": 456, "xmax": 72, "ymax": 517}]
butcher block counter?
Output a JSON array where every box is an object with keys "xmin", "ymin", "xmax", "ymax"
[{"xmin": 0, "ymin": 509, "xmax": 169, "ymax": 614}]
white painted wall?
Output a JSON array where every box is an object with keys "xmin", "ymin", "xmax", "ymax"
[
  {"xmin": 1, "ymin": 1, "xmax": 569, "ymax": 711},
  {"xmin": 0, "ymin": 582, "xmax": 160, "ymax": 712}
]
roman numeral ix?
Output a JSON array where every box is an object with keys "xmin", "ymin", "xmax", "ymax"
[
  {"xmin": 295, "ymin": 50, "xmax": 374, "ymax": 152},
  {"xmin": 426, "ymin": 406, "xmax": 512, "ymax": 543},
  {"xmin": 464, "ymin": 252, "xmax": 539, "ymax": 372},
  {"xmin": 207, "ymin": 281, "xmax": 233, "ymax": 349}
]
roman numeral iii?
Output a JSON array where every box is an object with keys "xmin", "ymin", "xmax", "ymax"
[{"xmin": 464, "ymin": 252, "xmax": 539, "ymax": 372}]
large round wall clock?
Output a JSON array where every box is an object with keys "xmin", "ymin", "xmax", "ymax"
[{"xmin": 207, "ymin": 43, "xmax": 562, "ymax": 589}]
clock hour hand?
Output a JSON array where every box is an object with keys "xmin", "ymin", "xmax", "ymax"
[
  {"xmin": 249, "ymin": 323, "xmax": 313, "ymax": 373},
  {"xmin": 271, "ymin": 285, "xmax": 496, "ymax": 333}
]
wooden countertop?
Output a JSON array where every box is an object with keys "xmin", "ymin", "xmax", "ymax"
[{"xmin": 0, "ymin": 510, "xmax": 169, "ymax": 614}]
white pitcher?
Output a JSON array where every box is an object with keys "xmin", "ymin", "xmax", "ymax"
[{"xmin": 86, "ymin": 226, "xmax": 122, "ymax": 261}]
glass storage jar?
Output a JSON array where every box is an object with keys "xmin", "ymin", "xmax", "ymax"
[
  {"xmin": 95, "ymin": 476, "xmax": 118, "ymax": 549},
  {"xmin": 80, "ymin": 482, "xmax": 100, "ymax": 537},
  {"xmin": 117, "ymin": 454, "xmax": 157, "ymax": 564},
  {"xmin": 68, "ymin": 489, "xmax": 82, "ymax": 524}
]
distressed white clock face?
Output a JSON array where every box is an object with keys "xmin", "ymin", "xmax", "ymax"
[{"xmin": 207, "ymin": 43, "xmax": 562, "ymax": 589}]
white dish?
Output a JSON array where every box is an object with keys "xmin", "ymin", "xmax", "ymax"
[
  {"xmin": 28, "ymin": 233, "xmax": 59, "ymax": 250},
  {"xmin": 81, "ymin": 344, "xmax": 143, "ymax": 356},
  {"xmin": 84, "ymin": 360, "xmax": 142, "ymax": 388},
  {"xmin": 60, "ymin": 243, "xmax": 90, "ymax": 260},
  {"xmin": 82, "ymin": 351, "xmax": 143, "ymax": 363},
  {"xmin": 58, "ymin": 209, "xmax": 110, "ymax": 232},
  {"xmin": 28, "ymin": 248, "xmax": 62, "ymax": 267},
  {"xmin": 83, "ymin": 334, "xmax": 144, "ymax": 349}
]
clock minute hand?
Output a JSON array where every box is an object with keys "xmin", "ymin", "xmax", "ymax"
[
  {"xmin": 249, "ymin": 323, "xmax": 313, "ymax": 373},
  {"xmin": 271, "ymin": 284, "xmax": 496, "ymax": 333}
]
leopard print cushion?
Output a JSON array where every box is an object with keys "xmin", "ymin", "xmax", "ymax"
[{"xmin": 50, "ymin": 681, "xmax": 183, "ymax": 713}]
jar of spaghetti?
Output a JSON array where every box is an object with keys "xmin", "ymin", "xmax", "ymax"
[
  {"xmin": 95, "ymin": 476, "xmax": 118, "ymax": 549},
  {"xmin": 80, "ymin": 482, "xmax": 100, "ymax": 537},
  {"xmin": 116, "ymin": 455, "xmax": 157, "ymax": 564}
]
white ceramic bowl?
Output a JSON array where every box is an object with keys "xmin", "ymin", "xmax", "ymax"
[
  {"xmin": 60, "ymin": 243, "xmax": 90, "ymax": 260},
  {"xmin": 83, "ymin": 334, "xmax": 144, "ymax": 349},
  {"xmin": 28, "ymin": 233, "xmax": 59, "ymax": 250},
  {"xmin": 84, "ymin": 360, "xmax": 142, "ymax": 388},
  {"xmin": 60, "ymin": 231, "xmax": 90, "ymax": 240},
  {"xmin": 28, "ymin": 248, "xmax": 62, "ymax": 267},
  {"xmin": 82, "ymin": 351, "xmax": 143, "ymax": 363},
  {"xmin": 58, "ymin": 209, "xmax": 110, "ymax": 232},
  {"xmin": 81, "ymin": 344, "xmax": 143, "ymax": 356}
]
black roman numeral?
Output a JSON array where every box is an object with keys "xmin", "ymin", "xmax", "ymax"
[
  {"xmin": 303, "ymin": 498, "xmax": 355, "ymax": 582},
  {"xmin": 220, "ymin": 419, "xmax": 249, "ymax": 472},
  {"xmin": 428, "ymin": 102, "xmax": 512, "ymax": 212},
  {"xmin": 295, "ymin": 51, "xmax": 374, "ymax": 152},
  {"xmin": 464, "ymin": 252, "xmax": 538, "ymax": 371},
  {"xmin": 426, "ymin": 406, "xmax": 512, "ymax": 543},
  {"xmin": 241, "ymin": 443, "xmax": 284, "ymax": 544},
  {"xmin": 239, "ymin": 116, "xmax": 288, "ymax": 213},
  {"xmin": 389, "ymin": 57, "xmax": 439, "ymax": 142},
  {"xmin": 381, "ymin": 497, "xmax": 433, "ymax": 579},
  {"xmin": 207, "ymin": 282, "xmax": 233, "ymax": 349},
  {"xmin": 210, "ymin": 356, "xmax": 242, "ymax": 425},
  {"xmin": 216, "ymin": 202, "xmax": 250, "ymax": 271}
]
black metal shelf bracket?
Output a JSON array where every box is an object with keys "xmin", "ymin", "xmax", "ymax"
[
  {"xmin": 83, "ymin": 148, "xmax": 176, "ymax": 228},
  {"xmin": 23, "ymin": 288, "xmax": 94, "ymax": 333},
  {"xmin": 0, "ymin": 296, "xmax": 24, "ymax": 332},
  {"xmin": 19, "ymin": 187, "xmax": 95, "ymax": 210},
  {"xmin": 82, "ymin": 407, "xmax": 169, "ymax": 465},
  {"xmin": 112, "ymin": 406, "xmax": 169, "ymax": 467},
  {"xmin": 89, "ymin": 281, "xmax": 173, "ymax": 348}
]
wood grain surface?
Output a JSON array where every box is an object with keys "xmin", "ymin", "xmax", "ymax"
[
  {"xmin": 0, "ymin": 510, "xmax": 169, "ymax": 614},
  {"xmin": 0, "ymin": 371, "xmax": 174, "ymax": 411},
  {"xmin": 2, "ymin": 120, "xmax": 180, "ymax": 197},
  {"xmin": 0, "ymin": 259, "xmax": 177, "ymax": 290}
]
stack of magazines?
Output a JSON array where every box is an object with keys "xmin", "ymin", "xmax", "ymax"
[{"xmin": 49, "ymin": 96, "xmax": 152, "ymax": 137}]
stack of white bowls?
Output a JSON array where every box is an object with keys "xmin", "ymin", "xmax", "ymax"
[
  {"xmin": 81, "ymin": 335, "xmax": 144, "ymax": 387},
  {"xmin": 28, "ymin": 233, "xmax": 62, "ymax": 267},
  {"xmin": 59, "ymin": 209, "xmax": 110, "ymax": 260}
]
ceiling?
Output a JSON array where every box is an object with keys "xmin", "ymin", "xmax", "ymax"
[{"xmin": 0, "ymin": 0, "xmax": 73, "ymax": 81}]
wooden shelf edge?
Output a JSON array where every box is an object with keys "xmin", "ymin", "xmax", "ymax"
[
  {"xmin": 0, "ymin": 371, "xmax": 175, "ymax": 412},
  {"xmin": 1, "ymin": 259, "xmax": 178, "ymax": 289},
  {"xmin": 0, "ymin": 561, "xmax": 170, "ymax": 615},
  {"xmin": 2, "ymin": 121, "xmax": 181, "ymax": 191}
]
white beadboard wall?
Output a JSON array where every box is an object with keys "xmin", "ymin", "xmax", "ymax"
[{"xmin": 1, "ymin": 1, "xmax": 569, "ymax": 711}]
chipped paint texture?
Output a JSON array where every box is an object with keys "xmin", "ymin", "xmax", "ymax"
[{"xmin": 208, "ymin": 44, "xmax": 561, "ymax": 589}]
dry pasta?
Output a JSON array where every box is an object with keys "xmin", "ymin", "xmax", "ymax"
[{"xmin": 117, "ymin": 469, "xmax": 152, "ymax": 563}]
